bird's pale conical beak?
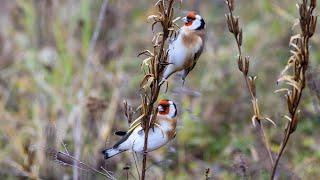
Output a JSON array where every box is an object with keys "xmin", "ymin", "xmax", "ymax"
[
  {"xmin": 181, "ymin": 17, "xmax": 188, "ymax": 23},
  {"xmin": 158, "ymin": 106, "xmax": 164, "ymax": 112}
]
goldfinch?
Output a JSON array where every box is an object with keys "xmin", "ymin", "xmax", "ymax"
[
  {"xmin": 160, "ymin": 11, "xmax": 206, "ymax": 85},
  {"xmin": 102, "ymin": 99, "xmax": 177, "ymax": 159}
]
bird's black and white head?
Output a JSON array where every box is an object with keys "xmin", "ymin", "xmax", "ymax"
[
  {"xmin": 157, "ymin": 99, "xmax": 177, "ymax": 118},
  {"xmin": 182, "ymin": 11, "xmax": 205, "ymax": 31}
]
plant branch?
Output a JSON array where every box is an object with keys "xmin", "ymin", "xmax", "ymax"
[
  {"xmin": 138, "ymin": 1, "xmax": 177, "ymax": 179},
  {"xmin": 271, "ymin": 1, "xmax": 317, "ymax": 178}
]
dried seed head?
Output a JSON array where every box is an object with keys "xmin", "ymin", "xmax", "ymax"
[
  {"xmin": 264, "ymin": 117, "xmax": 276, "ymax": 126},
  {"xmin": 234, "ymin": 17, "xmax": 240, "ymax": 35},
  {"xmin": 226, "ymin": 0, "xmax": 235, "ymax": 11},
  {"xmin": 226, "ymin": 14, "xmax": 234, "ymax": 33},
  {"xmin": 248, "ymin": 76, "xmax": 256, "ymax": 97},
  {"xmin": 243, "ymin": 56, "xmax": 250, "ymax": 76},
  {"xmin": 290, "ymin": 114, "xmax": 299, "ymax": 133},
  {"xmin": 310, "ymin": 0, "xmax": 316, "ymax": 8},
  {"xmin": 238, "ymin": 55, "xmax": 243, "ymax": 72},
  {"xmin": 238, "ymin": 29, "xmax": 243, "ymax": 46},
  {"xmin": 309, "ymin": 15, "xmax": 317, "ymax": 37},
  {"xmin": 286, "ymin": 94, "xmax": 294, "ymax": 114},
  {"xmin": 251, "ymin": 115, "xmax": 258, "ymax": 127},
  {"xmin": 299, "ymin": 2, "xmax": 307, "ymax": 19}
]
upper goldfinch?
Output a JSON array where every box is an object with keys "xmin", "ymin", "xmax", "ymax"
[{"xmin": 160, "ymin": 11, "xmax": 206, "ymax": 85}]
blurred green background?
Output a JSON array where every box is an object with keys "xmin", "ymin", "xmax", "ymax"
[{"xmin": 0, "ymin": 0, "xmax": 319, "ymax": 179}]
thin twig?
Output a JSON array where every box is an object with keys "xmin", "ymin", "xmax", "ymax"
[
  {"xmin": 100, "ymin": 166, "xmax": 117, "ymax": 180},
  {"xmin": 132, "ymin": 151, "xmax": 141, "ymax": 179},
  {"xmin": 61, "ymin": 141, "xmax": 70, "ymax": 155},
  {"xmin": 72, "ymin": 105, "xmax": 82, "ymax": 180}
]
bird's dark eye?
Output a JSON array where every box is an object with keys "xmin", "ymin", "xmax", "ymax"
[
  {"xmin": 187, "ymin": 16, "xmax": 195, "ymax": 21},
  {"xmin": 158, "ymin": 104, "xmax": 169, "ymax": 112}
]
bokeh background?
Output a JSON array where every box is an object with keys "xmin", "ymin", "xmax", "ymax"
[{"xmin": 0, "ymin": 0, "xmax": 319, "ymax": 179}]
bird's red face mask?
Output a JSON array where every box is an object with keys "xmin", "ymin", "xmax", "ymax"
[
  {"xmin": 182, "ymin": 11, "xmax": 197, "ymax": 26},
  {"xmin": 158, "ymin": 100, "xmax": 170, "ymax": 115}
]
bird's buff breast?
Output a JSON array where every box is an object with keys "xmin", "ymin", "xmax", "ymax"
[{"xmin": 169, "ymin": 32, "xmax": 202, "ymax": 68}]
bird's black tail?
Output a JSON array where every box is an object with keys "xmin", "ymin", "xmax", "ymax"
[{"xmin": 101, "ymin": 148, "xmax": 123, "ymax": 159}]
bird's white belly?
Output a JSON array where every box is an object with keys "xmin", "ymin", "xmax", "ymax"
[
  {"xmin": 132, "ymin": 128, "xmax": 168, "ymax": 152},
  {"xmin": 118, "ymin": 127, "xmax": 168, "ymax": 152},
  {"xmin": 169, "ymin": 39, "xmax": 189, "ymax": 68}
]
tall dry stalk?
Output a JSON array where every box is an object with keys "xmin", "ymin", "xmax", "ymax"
[
  {"xmin": 72, "ymin": 0, "xmax": 110, "ymax": 179},
  {"xmin": 42, "ymin": 0, "xmax": 111, "ymax": 179},
  {"xmin": 137, "ymin": 0, "xmax": 179, "ymax": 179},
  {"xmin": 225, "ymin": 0, "xmax": 317, "ymax": 178},
  {"xmin": 225, "ymin": 0, "xmax": 275, "ymax": 169},
  {"xmin": 271, "ymin": 0, "xmax": 317, "ymax": 178}
]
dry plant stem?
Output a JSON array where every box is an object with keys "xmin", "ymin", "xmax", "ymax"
[
  {"xmin": 49, "ymin": 149, "xmax": 115, "ymax": 179},
  {"xmin": 73, "ymin": 111, "xmax": 81, "ymax": 180},
  {"xmin": 64, "ymin": 0, "xmax": 109, "ymax": 178},
  {"xmin": 225, "ymin": 0, "xmax": 274, "ymax": 167},
  {"xmin": 139, "ymin": 1, "xmax": 176, "ymax": 179},
  {"xmin": 132, "ymin": 151, "xmax": 141, "ymax": 179},
  {"xmin": 83, "ymin": 0, "xmax": 109, "ymax": 88},
  {"xmin": 271, "ymin": 1, "xmax": 317, "ymax": 178}
]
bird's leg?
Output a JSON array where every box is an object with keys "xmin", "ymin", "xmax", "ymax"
[
  {"xmin": 181, "ymin": 69, "xmax": 188, "ymax": 86},
  {"xmin": 182, "ymin": 78, "xmax": 186, "ymax": 86}
]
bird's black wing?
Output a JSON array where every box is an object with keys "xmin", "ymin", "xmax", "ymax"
[
  {"xmin": 114, "ymin": 131, "xmax": 127, "ymax": 136},
  {"xmin": 182, "ymin": 47, "xmax": 203, "ymax": 81},
  {"xmin": 113, "ymin": 130, "xmax": 134, "ymax": 148}
]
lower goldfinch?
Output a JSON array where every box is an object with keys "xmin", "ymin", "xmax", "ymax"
[{"xmin": 102, "ymin": 99, "xmax": 177, "ymax": 159}]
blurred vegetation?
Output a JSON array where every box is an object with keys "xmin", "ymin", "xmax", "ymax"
[{"xmin": 0, "ymin": 0, "xmax": 319, "ymax": 179}]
